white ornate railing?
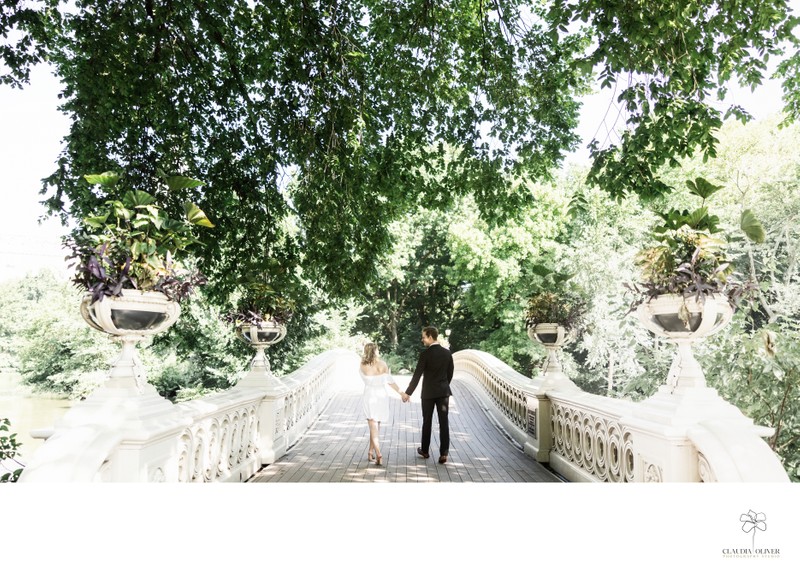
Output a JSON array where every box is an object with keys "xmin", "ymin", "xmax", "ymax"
[
  {"xmin": 19, "ymin": 348, "xmax": 359, "ymax": 483},
  {"xmin": 174, "ymin": 392, "xmax": 263, "ymax": 483},
  {"xmin": 546, "ymin": 392, "xmax": 637, "ymax": 482},
  {"xmin": 453, "ymin": 351, "xmax": 529, "ymax": 433},
  {"xmin": 453, "ymin": 349, "xmax": 789, "ymax": 482},
  {"xmin": 17, "ymin": 340, "xmax": 789, "ymax": 483}
]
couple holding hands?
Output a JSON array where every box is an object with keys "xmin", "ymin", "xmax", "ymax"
[{"xmin": 359, "ymin": 326, "xmax": 453, "ymax": 467}]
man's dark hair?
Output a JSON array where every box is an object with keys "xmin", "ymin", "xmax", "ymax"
[{"xmin": 423, "ymin": 326, "xmax": 438, "ymax": 340}]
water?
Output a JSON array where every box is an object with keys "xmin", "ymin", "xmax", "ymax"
[{"xmin": 0, "ymin": 372, "xmax": 73, "ymax": 462}]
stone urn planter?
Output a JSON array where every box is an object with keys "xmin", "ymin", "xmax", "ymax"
[
  {"xmin": 636, "ymin": 293, "xmax": 733, "ymax": 394},
  {"xmin": 526, "ymin": 322, "xmax": 580, "ymax": 392},
  {"xmin": 236, "ymin": 320, "xmax": 287, "ymax": 375},
  {"xmin": 80, "ymin": 290, "xmax": 181, "ymax": 398},
  {"xmin": 81, "ymin": 290, "xmax": 181, "ymax": 336},
  {"xmin": 636, "ymin": 293, "xmax": 732, "ymax": 338},
  {"xmin": 236, "ymin": 320, "xmax": 287, "ymax": 346},
  {"xmin": 523, "ymin": 288, "xmax": 586, "ymax": 388},
  {"xmin": 527, "ymin": 323, "xmax": 569, "ymax": 375},
  {"xmin": 527, "ymin": 322, "xmax": 568, "ymax": 347}
]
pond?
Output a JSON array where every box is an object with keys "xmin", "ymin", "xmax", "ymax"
[{"xmin": 0, "ymin": 372, "xmax": 73, "ymax": 463}]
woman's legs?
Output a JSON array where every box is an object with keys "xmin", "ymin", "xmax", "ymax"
[
  {"xmin": 368, "ymin": 419, "xmax": 382, "ymax": 464},
  {"xmin": 367, "ymin": 420, "xmax": 375, "ymax": 460}
]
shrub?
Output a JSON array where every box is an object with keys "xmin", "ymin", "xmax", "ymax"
[{"xmin": 0, "ymin": 418, "xmax": 23, "ymax": 483}]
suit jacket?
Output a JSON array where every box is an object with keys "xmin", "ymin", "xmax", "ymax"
[{"xmin": 405, "ymin": 343, "xmax": 454, "ymax": 399}]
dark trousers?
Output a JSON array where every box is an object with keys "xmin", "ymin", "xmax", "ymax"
[{"xmin": 421, "ymin": 396, "xmax": 450, "ymax": 456}]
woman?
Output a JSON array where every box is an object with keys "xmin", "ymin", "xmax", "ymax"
[{"xmin": 359, "ymin": 343, "xmax": 403, "ymax": 466}]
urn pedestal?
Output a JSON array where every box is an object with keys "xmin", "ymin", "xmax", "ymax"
[
  {"xmin": 624, "ymin": 293, "xmax": 787, "ymax": 481},
  {"xmin": 527, "ymin": 323, "xmax": 580, "ymax": 392},
  {"xmin": 232, "ymin": 320, "xmax": 288, "ymax": 464},
  {"xmin": 636, "ymin": 293, "xmax": 733, "ymax": 397},
  {"xmin": 21, "ymin": 290, "xmax": 187, "ymax": 482},
  {"xmin": 235, "ymin": 320, "xmax": 287, "ymax": 380},
  {"xmin": 632, "ymin": 293, "xmax": 741, "ymax": 425},
  {"xmin": 79, "ymin": 290, "xmax": 180, "ymax": 405}
]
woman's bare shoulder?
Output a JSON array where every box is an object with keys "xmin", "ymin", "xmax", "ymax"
[
  {"xmin": 360, "ymin": 363, "xmax": 381, "ymax": 376},
  {"xmin": 360, "ymin": 360, "xmax": 390, "ymax": 376}
]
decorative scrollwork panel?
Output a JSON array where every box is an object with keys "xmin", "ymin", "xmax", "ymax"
[
  {"xmin": 550, "ymin": 401, "xmax": 636, "ymax": 483},
  {"xmin": 698, "ymin": 453, "xmax": 716, "ymax": 483},
  {"xmin": 177, "ymin": 403, "xmax": 260, "ymax": 483},
  {"xmin": 454, "ymin": 357, "xmax": 528, "ymax": 431}
]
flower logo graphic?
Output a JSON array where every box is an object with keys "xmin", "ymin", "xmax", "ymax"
[{"xmin": 740, "ymin": 510, "xmax": 767, "ymax": 550}]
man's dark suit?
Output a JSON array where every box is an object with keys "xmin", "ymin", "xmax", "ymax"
[{"xmin": 405, "ymin": 343, "xmax": 454, "ymax": 457}]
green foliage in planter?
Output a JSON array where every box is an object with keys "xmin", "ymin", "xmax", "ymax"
[
  {"xmin": 523, "ymin": 264, "xmax": 588, "ymax": 332},
  {"xmin": 65, "ymin": 171, "xmax": 215, "ymax": 304},
  {"xmin": 628, "ymin": 177, "xmax": 763, "ymax": 309},
  {"xmin": 222, "ymin": 269, "xmax": 299, "ymax": 328},
  {"xmin": 524, "ymin": 291, "xmax": 587, "ymax": 332}
]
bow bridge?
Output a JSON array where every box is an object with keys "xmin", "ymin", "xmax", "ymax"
[{"xmin": 17, "ymin": 343, "xmax": 789, "ymax": 483}]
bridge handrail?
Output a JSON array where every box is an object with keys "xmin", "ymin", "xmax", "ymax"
[
  {"xmin": 12, "ymin": 426, "xmax": 123, "ymax": 482},
  {"xmin": 19, "ymin": 348, "xmax": 359, "ymax": 482},
  {"xmin": 170, "ymin": 348, "xmax": 359, "ymax": 483},
  {"xmin": 19, "ymin": 345, "xmax": 788, "ymax": 482},
  {"xmin": 545, "ymin": 390, "xmax": 638, "ymax": 482},
  {"xmin": 453, "ymin": 348, "xmax": 789, "ymax": 482},
  {"xmin": 453, "ymin": 349, "xmax": 533, "ymax": 434},
  {"xmin": 268, "ymin": 348, "xmax": 360, "ymax": 456}
]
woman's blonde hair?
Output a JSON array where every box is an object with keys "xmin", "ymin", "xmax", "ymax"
[{"xmin": 361, "ymin": 343, "xmax": 378, "ymax": 366}]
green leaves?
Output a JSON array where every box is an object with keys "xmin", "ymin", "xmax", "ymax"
[
  {"xmin": 655, "ymin": 175, "xmax": 725, "ymax": 236},
  {"xmin": 84, "ymin": 171, "xmax": 120, "ymax": 188},
  {"xmin": 573, "ymin": 0, "xmax": 799, "ymax": 201},
  {"xmin": 25, "ymin": 0, "xmax": 800, "ymax": 308},
  {"xmin": 524, "ymin": 291, "xmax": 588, "ymax": 331},
  {"xmin": 740, "ymin": 209, "xmax": 766, "ymax": 243},
  {"xmin": 529, "ymin": 264, "xmax": 575, "ymax": 288},
  {"xmin": 634, "ymin": 176, "xmax": 749, "ymax": 302},
  {"xmin": 122, "ymin": 190, "xmax": 156, "ymax": 208},
  {"xmin": 33, "ymin": 0, "xmax": 593, "ymax": 302},
  {"xmin": 686, "ymin": 177, "xmax": 724, "ymax": 200},
  {"xmin": 166, "ymin": 176, "xmax": 205, "ymax": 191},
  {"xmin": 655, "ymin": 207, "xmax": 721, "ymax": 235},
  {"xmin": 184, "ymin": 202, "xmax": 215, "ymax": 228},
  {"xmin": 0, "ymin": 418, "xmax": 23, "ymax": 482},
  {"xmin": 83, "ymin": 213, "xmax": 109, "ymax": 229}
]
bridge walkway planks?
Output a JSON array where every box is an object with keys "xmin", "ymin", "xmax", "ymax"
[{"xmin": 248, "ymin": 376, "xmax": 562, "ymax": 484}]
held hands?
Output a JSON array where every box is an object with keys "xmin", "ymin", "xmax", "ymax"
[{"xmin": 390, "ymin": 383, "xmax": 409, "ymax": 402}]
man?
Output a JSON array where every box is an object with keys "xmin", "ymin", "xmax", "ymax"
[{"xmin": 401, "ymin": 326, "xmax": 454, "ymax": 464}]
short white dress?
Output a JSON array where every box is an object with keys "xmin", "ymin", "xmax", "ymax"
[{"xmin": 360, "ymin": 371, "xmax": 395, "ymax": 423}]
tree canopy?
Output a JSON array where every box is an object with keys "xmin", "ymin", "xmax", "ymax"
[{"xmin": 2, "ymin": 0, "xmax": 799, "ymax": 304}]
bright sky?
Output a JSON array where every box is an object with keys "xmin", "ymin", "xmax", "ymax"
[
  {"xmin": 0, "ymin": 22, "xmax": 794, "ymax": 282},
  {"xmin": 0, "ymin": 65, "xmax": 71, "ymax": 282}
]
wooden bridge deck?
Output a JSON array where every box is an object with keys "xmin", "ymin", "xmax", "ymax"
[{"xmin": 248, "ymin": 376, "xmax": 562, "ymax": 483}]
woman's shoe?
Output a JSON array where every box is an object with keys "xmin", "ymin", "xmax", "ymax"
[
  {"xmin": 375, "ymin": 455, "xmax": 383, "ymax": 466},
  {"xmin": 368, "ymin": 450, "xmax": 376, "ymax": 462}
]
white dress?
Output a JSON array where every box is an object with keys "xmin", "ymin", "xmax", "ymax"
[{"xmin": 360, "ymin": 371, "xmax": 394, "ymax": 423}]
